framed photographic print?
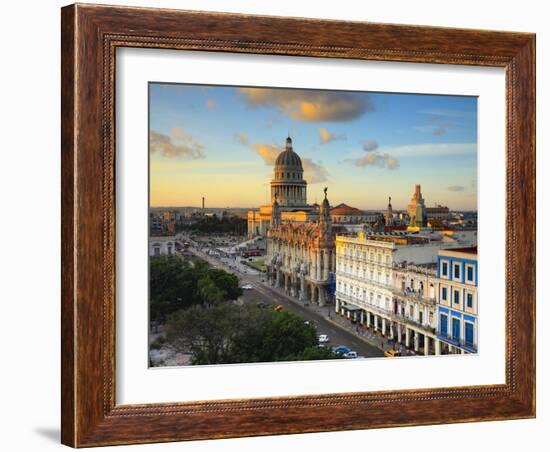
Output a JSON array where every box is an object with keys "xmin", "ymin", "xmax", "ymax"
[{"xmin": 61, "ymin": 3, "xmax": 536, "ymax": 447}]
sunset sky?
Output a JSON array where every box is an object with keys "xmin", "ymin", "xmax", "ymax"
[{"xmin": 149, "ymin": 83, "xmax": 477, "ymax": 210}]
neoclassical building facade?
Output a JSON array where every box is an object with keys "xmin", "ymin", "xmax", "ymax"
[
  {"xmin": 334, "ymin": 231, "xmax": 472, "ymax": 355},
  {"xmin": 247, "ymin": 136, "xmax": 317, "ymax": 238},
  {"xmin": 266, "ymin": 189, "xmax": 335, "ymax": 306}
]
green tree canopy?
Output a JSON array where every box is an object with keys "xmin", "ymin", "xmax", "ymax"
[
  {"xmin": 149, "ymin": 255, "xmax": 241, "ymax": 322},
  {"xmin": 165, "ymin": 303, "xmax": 335, "ymax": 365}
]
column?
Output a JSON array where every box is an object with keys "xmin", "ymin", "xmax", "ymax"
[
  {"xmin": 360, "ymin": 310, "xmax": 365, "ymax": 325},
  {"xmin": 366, "ymin": 311, "xmax": 371, "ymax": 327},
  {"xmin": 323, "ymin": 251, "xmax": 330, "ymax": 280},
  {"xmin": 424, "ymin": 336, "xmax": 430, "ymax": 356},
  {"xmin": 381, "ymin": 317, "xmax": 386, "ymax": 336},
  {"xmin": 317, "ymin": 252, "xmax": 322, "ymax": 280},
  {"xmin": 374, "ymin": 315, "xmax": 378, "ymax": 332},
  {"xmin": 397, "ymin": 323, "xmax": 402, "ymax": 344},
  {"xmin": 299, "ymin": 276, "xmax": 305, "ymax": 300},
  {"xmin": 389, "ymin": 322, "xmax": 395, "ymax": 340},
  {"xmin": 310, "ymin": 285, "xmax": 316, "ymax": 304},
  {"xmin": 405, "ymin": 328, "xmax": 410, "ymax": 347},
  {"xmin": 435, "ymin": 339, "xmax": 441, "ymax": 355},
  {"xmin": 335, "ymin": 298, "xmax": 340, "ymax": 313},
  {"xmin": 318, "ymin": 288, "xmax": 326, "ymax": 306},
  {"xmin": 414, "ymin": 333, "xmax": 419, "ymax": 352},
  {"xmin": 276, "ymin": 270, "xmax": 280, "ymax": 288}
]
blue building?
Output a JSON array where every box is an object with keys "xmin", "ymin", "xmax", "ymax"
[{"xmin": 436, "ymin": 247, "xmax": 478, "ymax": 354}]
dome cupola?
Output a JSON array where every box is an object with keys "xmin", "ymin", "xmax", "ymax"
[
  {"xmin": 270, "ymin": 135, "xmax": 307, "ymax": 207},
  {"xmin": 275, "ymin": 136, "xmax": 303, "ymax": 170}
]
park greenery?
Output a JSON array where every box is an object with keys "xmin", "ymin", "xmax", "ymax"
[
  {"xmin": 150, "ymin": 255, "xmax": 342, "ymax": 365},
  {"xmin": 181, "ymin": 215, "xmax": 247, "ymax": 235}
]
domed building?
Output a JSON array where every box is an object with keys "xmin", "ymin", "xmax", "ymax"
[
  {"xmin": 247, "ymin": 136, "xmax": 318, "ymax": 238},
  {"xmin": 270, "ymin": 136, "xmax": 308, "ymax": 207}
]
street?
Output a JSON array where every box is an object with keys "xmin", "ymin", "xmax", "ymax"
[{"xmin": 180, "ymin": 235, "xmax": 384, "ymax": 359}]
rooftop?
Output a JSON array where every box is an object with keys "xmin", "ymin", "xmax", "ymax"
[{"xmin": 330, "ymin": 203, "xmax": 364, "ymax": 216}]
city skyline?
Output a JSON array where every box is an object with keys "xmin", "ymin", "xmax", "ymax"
[{"xmin": 150, "ymin": 83, "xmax": 478, "ymax": 210}]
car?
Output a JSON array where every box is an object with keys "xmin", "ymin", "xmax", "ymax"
[
  {"xmin": 343, "ymin": 351, "xmax": 358, "ymax": 359},
  {"xmin": 332, "ymin": 345, "xmax": 352, "ymax": 355},
  {"xmin": 384, "ymin": 349, "xmax": 400, "ymax": 358},
  {"xmin": 241, "ymin": 284, "xmax": 253, "ymax": 290},
  {"xmin": 274, "ymin": 304, "xmax": 284, "ymax": 312},
  {"xmin": 318, "ymin": 334, "xmax": 330, "ymax": 343}
]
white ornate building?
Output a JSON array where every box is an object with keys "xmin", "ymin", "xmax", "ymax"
[
  {"xmin": 266, "ymin": 189, "xmax": 335, "ymax": 306},
  {"xmin": 335, "ymin": 231, "xmax": 471, "ymax": 355}
]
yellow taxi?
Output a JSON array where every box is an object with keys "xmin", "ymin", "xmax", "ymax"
[{"xmin": 384, "ymin": 349, "xmax": 400, "ymax": 358}]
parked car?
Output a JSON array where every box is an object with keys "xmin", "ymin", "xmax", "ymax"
[
  {"xmin": 343, "ymin": 351, "xmax": 358, "ymax": 359},
  {"xmin": 384, "ymin": 349, "xmax": 400, "ymax": 358},
  {"xmin": 332, "ymin": 346, "xmax": 352, "ymax": 355},
  {"xmin": 274, "ymin": 304, "xmax": 284, "ymax": 312},
  {"xmin": 241, "ymin": 284, "xmax": 253, "ymax": 290},
  {"xmin": 318, "ymin": 334, "xmax": 330, "ymax": 343}
]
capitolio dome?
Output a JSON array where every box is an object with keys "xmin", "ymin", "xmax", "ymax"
[{"xmin": 275, "ymin": 136, "xmax": 303, "ymax": 170}]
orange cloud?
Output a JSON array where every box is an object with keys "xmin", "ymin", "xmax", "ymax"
[
  {"xmin": 318, "ymin": 127, "xmax": 346, "ymax": 144},
  {"xmin": 250, "ymin": 143, "xmax": 281, "ymax": 165},
  {"xmin": 239, "ymin": 88, "xmax": 372, "ymax": 122}
]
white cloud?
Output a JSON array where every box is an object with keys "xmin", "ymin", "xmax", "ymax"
[{"xmin": 150, "ymin": 129, "xmax": 205, "ymax": 159}]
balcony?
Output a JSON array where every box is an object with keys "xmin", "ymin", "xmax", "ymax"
[
  {"xmin": 337, "ymin": 271, "xmax": 393, "ymax": 291},
  {"xmin": 391, "ymin": 287, "xmax": 437, "ymax": 306},
  {"xmin": 437, "ymin": 333, "xmax": 477, "ymax": 353},
  {"xmin": 391, "ymin": 313, "xmax": 436, "ymax": 334},
  {"xmin": 335, "ymin": 291, "xmax": 390, "ymax": 316}
]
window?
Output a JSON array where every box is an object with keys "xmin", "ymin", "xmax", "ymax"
[
  {"xmin": 453, "ymin": 290, "xmax": 460, "ymax": 304},
  {"xmin": 442, "ymin": 287, "xmax": 448, "ymax": 301},
  {"xmin": 154, "ymin": 247, "xmax": 160, "ymax": 256},
  {"xmin": 440, "ymin": 314, "xmax": 448, "ymax": 336},
  {"xmin": 466, "ymin": 265, "xmax": 474, "ymax": 282},
  {"xmin": 167, "ymin": 245, "xmax": 172, "ymax": 255},
  {"xmin": 441, "ymin": 261, "xmax": 448, "ymax": 277},
  {"xmin": 467, "ymin": 293, "xmax": 473, "ymax": 308},
  {"xmin": 465, "ymin": 322, "xmax": 474, "ymax": 346},
  {"xmin": 454, "ymin": 263, "xmax": 461, "ymax": 279},
  {"xmin": 452, "ymin": 318, "xmax": 461, "ymax": 340}
]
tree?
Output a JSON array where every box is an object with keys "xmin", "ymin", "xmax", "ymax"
[
  {"xmin": 257, "ymin": 310, "xmax": 318, "ymax": 362},
  {"xmin": 284, "ymin": 346, "xmax": 344, "ymax": 361},
  {"xmin": 166, "ymin": 303, "xmax": 269, "ymax": 364},
  {"xmin": 206, "ymin": 268, "xmax": 242, "ymax": 300},
  {"xmin": 165, "ymin": 303, "xmax": 331, "ymax": 365},
  {"xmin": 149, "ymin": 256, "xmax": 242, "ymax": 322}
]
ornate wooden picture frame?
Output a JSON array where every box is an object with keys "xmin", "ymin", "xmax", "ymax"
[{"xmin": 61, "ymin": 3, "xmax": 535, "ymax": 447}]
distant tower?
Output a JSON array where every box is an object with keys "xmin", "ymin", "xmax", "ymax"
[
  {"xmin": 202, "ymin": 196, "xmax": 205, "ymax": 210},
  {"xmin": 319, "ymin": 187, "xmax": 331, "ymax": 235},
  {"xmin": 407, "ymin": 184, "xmax": 427, "ymax": 227},
  {"xmin": 271, "ymin": 194, "xmax": 281, "ymax": 227},
  {"xmin": 385, "ymin": 196, "xmax": 394, "ymax": 226}
]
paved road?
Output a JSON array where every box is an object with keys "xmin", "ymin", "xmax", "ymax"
[
  {"xmin": 239, "ymin": 284, "xmax": 384, "ymax": 358},
  {"xmin": 184, "ymin": 240, "xmax": 384, "ymax": 358}
]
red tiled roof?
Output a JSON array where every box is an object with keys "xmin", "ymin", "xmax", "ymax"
[{"xmin": 330, "ymin": 203, "xmax": 363, "ymax": 215}]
